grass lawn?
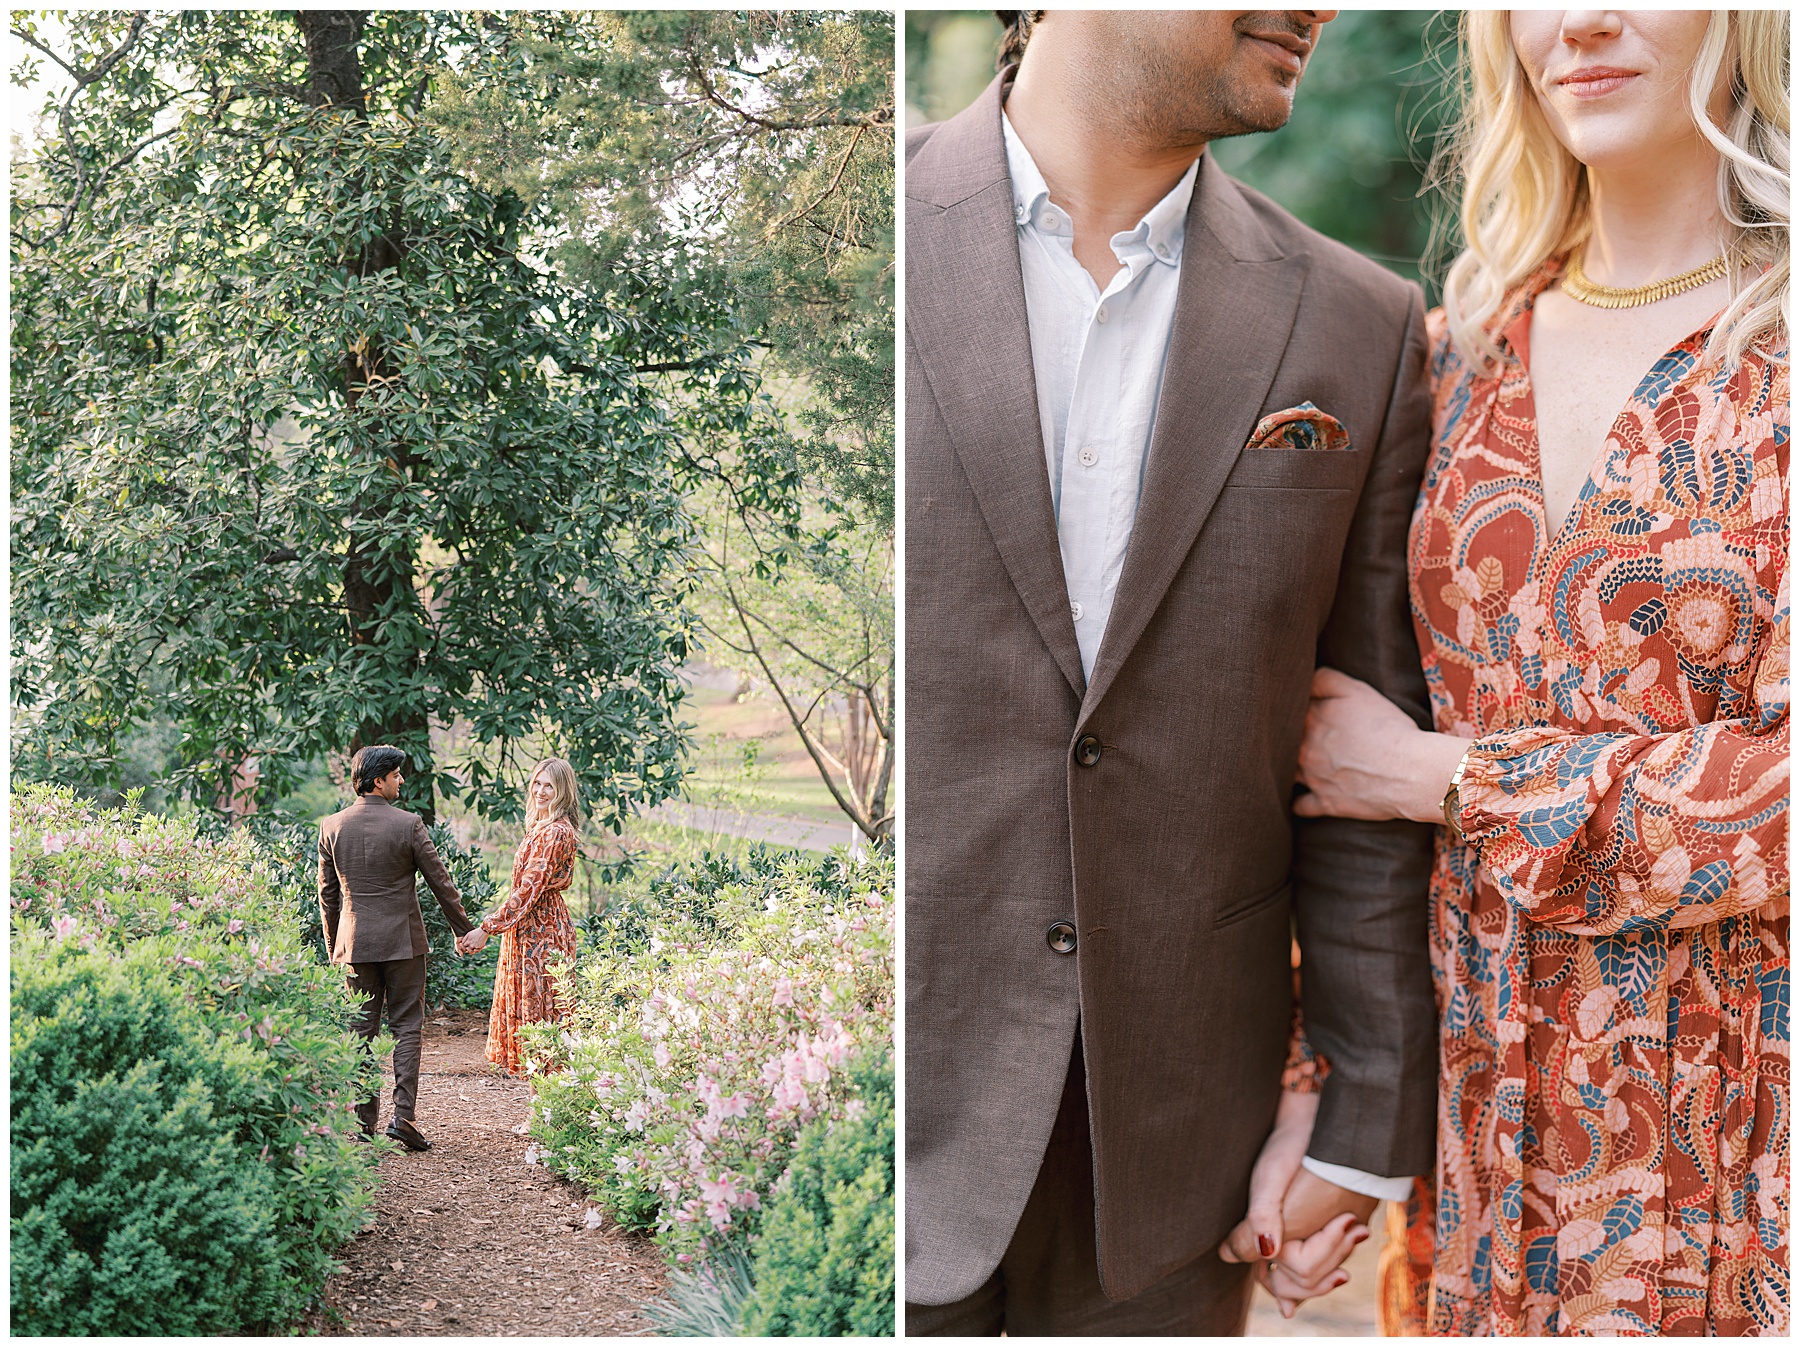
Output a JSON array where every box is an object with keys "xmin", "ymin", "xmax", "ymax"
[{"xmin": 678, "ymin": 679, "xmax": 864, "ymax": 829}]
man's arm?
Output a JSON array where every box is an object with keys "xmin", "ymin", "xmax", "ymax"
[
  {"xmin": 1293, "ymin": 287, "xmax": 1439, "ymax": 1185},
  {"xmin": 412, "ymin": 819, "xmax": 475, "ymax": 937},
  {"xmin": 318, "ymin": 829, "xmax": 342, "ymax": 954}
]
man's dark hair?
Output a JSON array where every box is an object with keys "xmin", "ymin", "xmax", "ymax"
[
  {"xmin": 351, "ymin": 744, "xmax": 407, "ymax": 795},
  {"xmin": 994, "ymin": 11, "xmax": 1043, "ymax": 70}
]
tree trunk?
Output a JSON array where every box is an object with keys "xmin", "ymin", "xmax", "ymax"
[
  {"xmin": 296, "ymin": 11, "xmax": 368, "ymax": 111},
  {"xmin": 298, "ymin": 10, "xmax": 436, "ymax": 822}
]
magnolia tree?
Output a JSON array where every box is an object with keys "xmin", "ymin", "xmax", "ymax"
[{"xmin": 11, "ymin": 10, "xmax": 798, "ymax": 826}]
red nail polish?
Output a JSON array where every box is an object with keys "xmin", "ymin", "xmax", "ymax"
[{"xmin": 1258, "ymin": 1233, "xmax": 1276, "ymax": 1257}]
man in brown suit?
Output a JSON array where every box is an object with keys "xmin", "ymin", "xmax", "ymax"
[
  {"xmin": 906, "ymin": 11, "xmax": 1437, "ymax": 1334},
  {"xmin": 319, "ymin": 744, "xmax": 477, "ymax": 1151}
]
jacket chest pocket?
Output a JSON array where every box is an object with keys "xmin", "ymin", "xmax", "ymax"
[{"xmin": 1224, "ymin": 447, "xmax": 1366, "ymax": 492}]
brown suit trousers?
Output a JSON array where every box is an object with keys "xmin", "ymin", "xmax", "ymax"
[{"xmin": 905, "ymin": 73, "xmax": 1438, "ymax": 1311}]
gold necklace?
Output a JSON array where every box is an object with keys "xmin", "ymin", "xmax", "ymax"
[{"xmin": 1562, "ymin": 251, "xmax": 1728, "ymax": 308}]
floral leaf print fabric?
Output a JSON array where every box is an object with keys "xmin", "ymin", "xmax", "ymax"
[
  {"xmin": 1390, "ymin": 266, "xmax": 1788, "ymax": 1336},
  {"xmin": 482, "ymin": 817, "xmax": 580, "ymax": 1074}
]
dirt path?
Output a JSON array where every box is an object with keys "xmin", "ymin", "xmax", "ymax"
[{"xmin": 308, "ymin": 1009, "xmax": 666, "ymax": 1337}]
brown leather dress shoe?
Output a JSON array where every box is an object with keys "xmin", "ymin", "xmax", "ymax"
[{"xmin": 386, "ymin": 1119, "xmax": 432, "ymax": 1152}]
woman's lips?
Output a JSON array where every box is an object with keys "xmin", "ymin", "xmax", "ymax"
[{"xmin": 1558, "ymin": 67, "xmax": 1639, "ymax": 98}]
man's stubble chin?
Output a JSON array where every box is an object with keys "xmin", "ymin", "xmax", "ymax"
[{"xmin": 1121, "ymin": 57, "xmax": 1299, "ymax": 150}]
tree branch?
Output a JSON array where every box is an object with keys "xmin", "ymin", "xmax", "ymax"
[{"xmin": 722, "ymin": 577, "xmax": 877, "ymax": 840}]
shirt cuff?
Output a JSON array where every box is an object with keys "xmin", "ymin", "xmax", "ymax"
[{"xmin": 1301, "ymin": 1156, "xmax": 1414, "ymax": 1203}]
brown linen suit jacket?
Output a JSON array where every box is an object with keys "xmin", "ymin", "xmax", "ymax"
[
  {"xmin": 905, "ymin": 74, "xmax": 1439, "ymax": 1307},
  {"xmin": 318, "ymin": 794, "xmax": 475, "ymax": 964}
]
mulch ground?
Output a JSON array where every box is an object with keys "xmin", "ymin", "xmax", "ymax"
[{"xmin": 306, "ymin": 1008, "xmax": 666, "ymax": 1337}]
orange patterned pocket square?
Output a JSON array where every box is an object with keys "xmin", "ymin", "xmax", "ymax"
[{"xmin": 1246, "ymin": 402, "xmax": 1351, "ymax": 452}]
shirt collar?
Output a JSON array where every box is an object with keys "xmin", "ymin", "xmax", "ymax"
[{"xmin": 1001, "ymin": 112, "xmax": 1195, "ymax": 267}]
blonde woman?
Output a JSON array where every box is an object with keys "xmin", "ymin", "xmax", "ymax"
[
  {"xmin": 459, "ymin": 759, "xmax": 582, "ymax": 1074},
  {"xmin": 1284, "ymin": 10, "xmax": 1787, "ymax": 1336}
]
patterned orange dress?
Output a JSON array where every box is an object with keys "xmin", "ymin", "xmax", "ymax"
[
  {"xmin": 1380, "ymin": 264, "xmax": 1789, "ymax": 1335},
  {"xmin": 482, "ymin": 816, "xmax": 579, "ymax": 1074}
]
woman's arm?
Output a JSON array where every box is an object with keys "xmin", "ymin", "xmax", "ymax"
[
  {"xmin": 1456, "ymin": 610, "xmax": 1787, "ymax": 934},
  {"xmin": 481, "ymin": 822, "xmax": 577, "ymax": 935},
  {"xmin": 1299, "ymin": 595, "xmax": 1789, "ymax": 935}
]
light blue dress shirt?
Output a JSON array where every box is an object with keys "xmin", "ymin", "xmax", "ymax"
[
  {"xmin": 1004, "ymin": 112, "xmax": 1192, "ymax": 682},
  {"xmin": 1003, "ymin": 116, "xmax": 1413, "ymax": 1206}
]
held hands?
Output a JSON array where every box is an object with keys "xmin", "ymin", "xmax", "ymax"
[
  {"xmin": 1294, "ymin": 667, "xmax": 1469, "ymax": 825},
  {"xmin": 1218, "ymin": 1090, "xmax": 1376, "ymax": 1317},
  {"xmin": 456, "ymin": 927, "xmax": 489, "ymax": 956}
]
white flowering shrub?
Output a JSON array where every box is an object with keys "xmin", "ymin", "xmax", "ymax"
[{"xmin": 525, "ymin": 848, "xmax": 894, "ymax": 1263}]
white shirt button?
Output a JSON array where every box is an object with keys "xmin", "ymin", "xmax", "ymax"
[
  {"xmin": 1095, "ymin": 305, "xmax": 1110, "ymax": 325},
  {"xmin": 1070, "ymin": 601, "xmax": 1085, "ymax": 621},
  {"xmin": 1015, "ymin": 200, "xmax": 1028, "ymax": 222},
  {"xmin": 1154, "ymin": 242, "xmax": 1171, "ymax": 259},
  {"xmin": 1078, "ymin": 446, "xmax": 1098, "ymax": 468}
]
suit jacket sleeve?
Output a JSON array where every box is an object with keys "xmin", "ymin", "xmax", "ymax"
[
  {"xmin": 1291, "ymin": 287, "xmax": 1439, "ymax": 1181},
  {"xmin": 412, "ymin": 819, "xmax": 475, "ymax": 937},
  {"xmin": 318, "ymin": 828, "xmax": 342, "ymax": 952}
]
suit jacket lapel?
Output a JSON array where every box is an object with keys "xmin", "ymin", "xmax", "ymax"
[
  {"xmin": 1078, "ymin": 157, "xmax": 1309, "ymax": 723},
  {"xmin": 908, "ymin": 74, "xmax": 1085, "ymax": 698}
]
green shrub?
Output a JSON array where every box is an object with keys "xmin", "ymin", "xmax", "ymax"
[
  {"xmin": 13, "ymin": 949, "xmax": 288, "ymax": 1333},
  {"xmin": 241, "ymin": 811, "xmax": 501, "ymax": 1009},
  {"xmin": 577, "ymin": 847, "xmax": 778, "ymax": 959},
  {"xmin": 11, "ymin": 786, "xmax": 379, "ymax": 1334},
  {"xmin": 738, "ymin": 1050, "xmax": 895, "ymax": 1337}
]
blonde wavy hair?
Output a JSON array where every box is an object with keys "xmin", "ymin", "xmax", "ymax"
[
  {"xmin": 523, "ymin": 758, "xmax": 581, "ymax": 834},
  {"xmin": 1439, "ymin": 10, "xmax": 1789, "ymax": 372}
]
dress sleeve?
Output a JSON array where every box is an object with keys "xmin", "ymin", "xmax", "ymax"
[
  {"xmin": 481, "ymin": 822, "xmax": 576, "ymax": 935},
  {"xmin": 1458, "ymin": 571, "xmax": 1788, "ymax": 935},
  {"xmin": 1282, "ymin": 1004, "xmax": 1328, "ymax": 1096}
]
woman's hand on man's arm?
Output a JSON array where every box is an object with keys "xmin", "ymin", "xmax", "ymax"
[{"xmin": 1295, "ymin": 666, "xmax": 1471, "ymax": 823}]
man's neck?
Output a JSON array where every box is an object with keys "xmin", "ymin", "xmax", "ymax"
[{"xmin": 1006, "ymin": 62, "xmax": 1204, "ymax": 287}]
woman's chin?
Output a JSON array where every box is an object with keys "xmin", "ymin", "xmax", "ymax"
[{"xmin": 1545, "ymin": 106, "xmax": 1698, "ymax": 177}]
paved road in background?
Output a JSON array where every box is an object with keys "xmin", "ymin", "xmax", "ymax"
[{"xmin": 649, "ymin": 800, "xmax": 854, "ymax": 853}]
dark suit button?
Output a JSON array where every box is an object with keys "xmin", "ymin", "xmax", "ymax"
[
  {"xmin": 1046, "ymin": 921, "xmax": 1077, "ymax": 955},
  {"xmin": 1074, "ymin": 735, "xmax": 1103, "ymax": 767}
]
